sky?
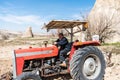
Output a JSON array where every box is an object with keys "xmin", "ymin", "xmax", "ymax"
[{"xmin": 0, "ymin": 0, "xmax": 95, "ymax": 34}]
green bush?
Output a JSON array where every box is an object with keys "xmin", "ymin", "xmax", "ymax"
[{"xmin": 102, "ymin": 42, "xmax": 120, "ymax": 47}]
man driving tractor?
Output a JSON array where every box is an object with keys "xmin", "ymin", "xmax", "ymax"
[
  {"xmin": 12, "ymin": 20, "xmax": 105, "ymax": 80},
  {"xmin": 55, "ymin": 33, "xmax": 68, "ymax": 51},
  {"xmin": 55, "ymin": 33, "xmax": 71, "ymax": 66}
]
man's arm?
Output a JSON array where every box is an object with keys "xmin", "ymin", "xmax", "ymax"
[
  {"xmin": 57, "ymin": 37, "xmax": 68, "ymax": 46},
  {"xmin": 55, "ymin": 39, "xmax": 59, "ymax": 42}
]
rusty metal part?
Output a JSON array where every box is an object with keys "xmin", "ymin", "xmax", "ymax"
[
  {"xmin": 40, "ymin": 59, "xmax": 69, "ymax": 77},
  {"xmin": 43, "ymin": 41, "xmax": 48, "ymax": 47},
  {"xmin": 41, "ymin": 59, "xmax": 44, "ymax": 77},
  {"xmin": 42, "ymin": 69, "xmax": 69, "ymax": 77}
]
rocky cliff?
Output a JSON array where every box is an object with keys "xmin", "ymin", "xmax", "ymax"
[{"xmin": 89, "ymin": 0, "xmax": 120, "ymax": 42}]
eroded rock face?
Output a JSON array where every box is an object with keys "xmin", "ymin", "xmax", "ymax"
[
  {"xmin": 22, "ymin": 27, "xmax": 34, "ymax": 38},
  {"xmin": 89, "ymin": 0, "xmax": 120, "ymax": 42}
]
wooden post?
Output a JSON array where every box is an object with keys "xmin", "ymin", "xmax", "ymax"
[{"xmin": 70, "ymin": 27, "xmax": 73, "ymax": 42}]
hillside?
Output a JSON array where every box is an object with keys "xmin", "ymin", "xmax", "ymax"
[
  {"xmin": 89, "ymin": 0, "xmax": 120, "ymax": 42},
  {"xmin": 0, "ymin": 29, "xmax": 22, "ymax": 40}
]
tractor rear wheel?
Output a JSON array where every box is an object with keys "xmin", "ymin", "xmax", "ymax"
[
  {"xmin": 17, "ymin": 72, "xmax": 42, "ymax": 80},
  {"xmin": 70, "ymin": 46, "xmax": 105, "ymax": 80}
]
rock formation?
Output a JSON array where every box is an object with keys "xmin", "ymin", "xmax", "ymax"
[
  {"xmin": 23, "ymin": 27, "xmax": 34, "ymax": 38},
  {"xmin": 89, "ymin": 0, "xmax": 120, "ymax": 42}
]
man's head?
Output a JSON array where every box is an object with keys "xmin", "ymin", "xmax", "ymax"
[{"xmin": 58, "ymin": 33, "xmax": 64, "ymax": 39}]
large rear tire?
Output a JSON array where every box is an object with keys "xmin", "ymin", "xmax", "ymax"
[
  {"xmin": 17, "ymin": 72, "xmax": 42, "ymax": 80},
  {"xmin": 70, "ymin": 46, "xmax": 105, "ymax": 80}
]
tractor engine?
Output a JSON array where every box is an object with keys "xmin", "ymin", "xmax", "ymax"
[{"xmin": 23, "ymin": 57, "xmax": 69, "ymax": 77}]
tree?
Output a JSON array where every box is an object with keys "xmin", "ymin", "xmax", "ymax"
[{"xmin": 86, "ymin": 9, "xmax": 119, "ymax": 43}]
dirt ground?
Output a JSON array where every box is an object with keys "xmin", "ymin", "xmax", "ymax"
[{"xmin": 0, "ymin": 45, "xmax": 120, "ymax": 80}]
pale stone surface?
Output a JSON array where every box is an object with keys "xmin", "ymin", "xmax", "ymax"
[
  {"xmin": 89, "ymin": 0, "xmax": 120, "ymax": 42},
  {"xmin": 22, "ymin": 27, "xmax": 34, "ymax": 37}
]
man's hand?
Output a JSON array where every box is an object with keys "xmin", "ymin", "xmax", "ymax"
[{"xmin": 54, "ymin": 42, "xmax": 57, "ymax": 45}]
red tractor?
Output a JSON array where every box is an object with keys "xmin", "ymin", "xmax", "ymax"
[{"xmin": 12, "ymin": 20, "xmax": 105, "ymax": 80}]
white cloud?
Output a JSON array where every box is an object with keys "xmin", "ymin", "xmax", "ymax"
[
  {"xmin": 0, "ymin": 2, "xmax": 55, "ymax": 33},
  {"xmin": 71, "ymin": 7, "xmax": 91, "ymax": 20},
  {"xmin": 0, "ymin": 14, "xmax": 45, "ymax": 26},
  {"xmin": 0, "ymin": 2, "xmax": 46, "ymax": 26},
  {"xmin": 72, "ymin": 14, "xmax": 82, "ymax": 19},
  {"xmin": 72, "ymin": 12, "xmax": 89, "ymax": 20}
]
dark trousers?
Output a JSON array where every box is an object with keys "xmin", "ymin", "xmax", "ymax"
[{"xmin": 59, "ymin": 48, "xmax": 69, "ymax": 62}]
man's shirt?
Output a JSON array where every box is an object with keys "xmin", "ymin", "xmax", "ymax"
[{"xmin": 56, "ymin": 37, "xmax": 68, "ymax": 50}]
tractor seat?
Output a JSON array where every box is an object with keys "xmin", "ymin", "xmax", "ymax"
[{"xmin": 64, "ymin": 42, "xmax": 73, "ymax": 56}]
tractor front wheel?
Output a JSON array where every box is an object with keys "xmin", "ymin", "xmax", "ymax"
[{"xmin": 70, "ymin": 46, "xmax": 105, "ymax": 80}]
